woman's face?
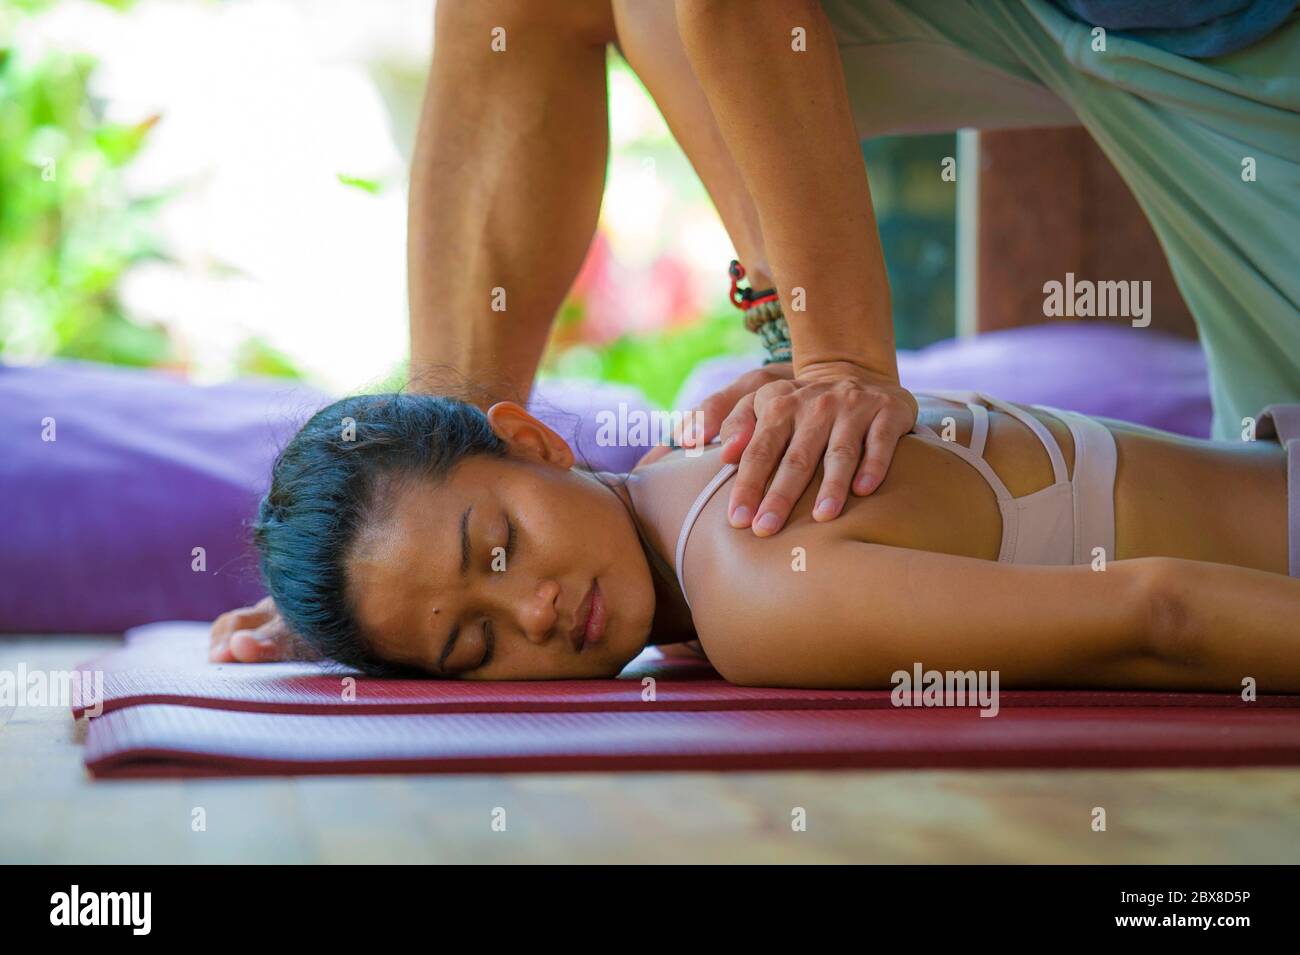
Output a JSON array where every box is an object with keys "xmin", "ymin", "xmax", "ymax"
[{"xmin": 345, "ymin": 402, "xmax": 657, "ymax": 679}]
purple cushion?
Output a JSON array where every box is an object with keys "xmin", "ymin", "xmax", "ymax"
[
  {"xmin": 528, "ymin": 377, "xmax": 657, "ymax": 475},
  {"xmin": 675, "ymin": 324, "xmax": 1212, "ymax": 438},
  {"xmin": 0, "ymin": 362, "xmax": 653, "ymax": 633}
]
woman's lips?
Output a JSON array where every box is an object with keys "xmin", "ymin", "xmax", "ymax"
[{"xmin": 570, "ymin": 579, "xmax": 607, "ymax": 653}]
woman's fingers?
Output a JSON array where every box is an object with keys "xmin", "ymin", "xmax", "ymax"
[
  {"xmin": 209, "ymin": 598, "xmax": 285, "ymax": 662},
  {"xmin": 228, "ymin": 626, "xmax": 290, "ymax": 663},
  {"xmin": 209, "ymin": 630, "xmax": 235, "ymax": 662},
  {"xmin": 210, "ymin": 608, "xmax": 255, "ymax": 660}
]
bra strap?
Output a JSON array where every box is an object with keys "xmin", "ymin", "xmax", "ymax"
[
  {"xmin": 910, "ymin": 431, "xmax": 1016, "ymax": 502},
  {"xmin": 674, "ymin": 462, "xmax": 738, "ymax": 610},
  {"xmin": 981, "ymin": 394, "xmax": 1069, "ymax": 483},
  {"xmin": 914, "ymin": 389, "xmax": 990, "ymax": 458},
  {"xmin": 967, "ymin": 402, "xmax": 990, "ymax": 457}
]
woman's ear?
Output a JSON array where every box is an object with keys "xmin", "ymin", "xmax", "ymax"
[{"xmin": 485, "ymin": 401, "xmax": 576, "ymax": 469}]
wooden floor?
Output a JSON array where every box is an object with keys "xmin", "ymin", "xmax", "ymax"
[{"xmin": 3, "ymin": 635, "xmax": 1298, "ymax": 864}]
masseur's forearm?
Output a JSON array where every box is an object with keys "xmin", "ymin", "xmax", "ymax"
[
  {"xmin": 407, "ymin": 2, "xmax": 611, "ymax": 404},
  {"xmin": 676, "ymin": 0, "xmax": 896, "ymax": 378}
]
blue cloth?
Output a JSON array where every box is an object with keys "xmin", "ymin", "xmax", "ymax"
[{"xmin": 1049, "ymin": 0, "xmax": 1297, "ymax": 56}]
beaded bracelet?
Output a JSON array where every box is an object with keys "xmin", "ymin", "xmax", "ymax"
[{"xmin": 729, "ymin": 260, "xmax": 792, "ymax": 366}]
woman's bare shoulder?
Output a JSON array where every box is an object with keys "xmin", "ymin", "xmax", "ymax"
[{"xmin": 681, "ymin": 481, "xmax": 862, "ymax": 645}]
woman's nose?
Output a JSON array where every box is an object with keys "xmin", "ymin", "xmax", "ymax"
[{"xmin": 516, "ymin": 578, "xmax": 561, "ymax": 645}]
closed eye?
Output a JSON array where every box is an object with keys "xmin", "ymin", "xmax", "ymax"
[
  {"xmin": 461, "ymin": 518, "xmax": 513, "ymax": 676},
  {"xmin": 477, "ymin": 622, "xmax": 496, "ymax": 671}
]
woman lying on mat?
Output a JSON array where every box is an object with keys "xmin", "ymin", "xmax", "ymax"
[{"xmin": 211, "ymin": 391, "xmax": 1300, "ymax": 691}]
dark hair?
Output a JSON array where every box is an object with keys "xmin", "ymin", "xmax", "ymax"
[{"xmin": 253, "ymin": 392, "xmax": 507, "ymax": 676}]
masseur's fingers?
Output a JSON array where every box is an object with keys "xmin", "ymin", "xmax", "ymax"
[
  {"xmin": 726, "ymin": 385, "xmax": 797, "ymax": 529},
  {"xmin": 751, "ymin": 409, "xmax": 836, "ymax": 536},
  {"xmin": 717, "ymin": 391, "xmax": 756, "ymax": 464},
  {"xmin": 811, "ymin": 409, "xmax": 874, "ymax": 522},
  {"xmin": 725, "ymin": 365, "xmax": 919, "ymax": 533},
  {"xmin": 853, "ymin": 403, "xmax": 914, "ymax": 496},
  {"xmin": 687, "ymin": 362, "xmax": 793, "ymax": 448}
]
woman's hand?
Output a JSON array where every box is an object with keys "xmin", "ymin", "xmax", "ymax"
[
  {"xmin": 210, "ymin": 596, "xmax": 307, "ymax": 663},
  {"xmin": 711, "ymin": 360, "xmax": 917, "ymax": 536}
]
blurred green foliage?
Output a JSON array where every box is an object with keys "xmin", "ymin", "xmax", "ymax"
[
  {"xmin": 235, "ymin": 336, "xmax": 306, "ymax": 380},
  {"xmin": 0, "ymin": 8, "xmax": 177, "ymax": 367},
  {"xmin": 336, "ymin": 172, "xmax": 383, "ymax": 195},
  {"xmin": 0, "ymin": 0, "xmax": 305, "ymax": 379},
  {"xmin": 1, "ymin": 5, "xmax": 951, "ymax": 395},
  {"xmin": 544, "ymin": 304, "xmax": 757, "ymax": 409}
]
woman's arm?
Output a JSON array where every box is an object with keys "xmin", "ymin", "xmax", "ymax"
[
  {"xmin": 695, "ymin": 544, "xmax": 1300, "ymax": 692},
  {"xmin": 1154, "ymin": 557, "xmax": 1300, "ymax": 693}
]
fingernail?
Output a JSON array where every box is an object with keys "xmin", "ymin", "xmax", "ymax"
[
  {"xmin": 723, "ymin": 433, "xmax": 742, "ymax": 449},
  {"xmin": 254, "ymin": 631, "xmax": 276, "ymax": 646},
  {"xmin": 730, "ymin": 505, "xmax": 752, "ymax": 527},
  {"xmin": 755, "ymin": 512, "xmax": 780, "ymax": 533},
  {"xmin": 815, "ymin": 498, "xmax": 839, "ymax": 518},
  {"xmin": 855, "ymin": 474, "xmax": 878, "ymax": 494}
]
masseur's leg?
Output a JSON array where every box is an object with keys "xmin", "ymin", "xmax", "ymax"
[
  {"xmin": 610, "ymin": 0, "xmax": 774, "ymax": 290},
  {"xmin": 822, "ymin": 0, "xmax": 1300, "ymax": 439},
  {"xmin": 976, "ymin": 0, "xmax": 1300, "ymax": 440},
  {"xmin": 407, "ymin": 1, "xmax": 616, "ymax": 401}
]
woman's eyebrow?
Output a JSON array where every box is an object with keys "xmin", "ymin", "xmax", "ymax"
[
  {"xmin": 433, "ymin": 505, "xmax": 475, "ymax": 673},
  {"xmin": 458, "ymin": 505, "xmax": 472, "ymax": 576}
]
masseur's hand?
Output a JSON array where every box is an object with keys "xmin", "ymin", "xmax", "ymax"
[
  {"xmin": 633, "ymin": 363, "xmax": 797, "ymax": 470},
  {"xmin": 709, "ymin": 360, "xmax": 917, "ymax": 536},
  {"xmin": 210, "ymin": 596, "xmax": 306, "ymax": 663}
]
